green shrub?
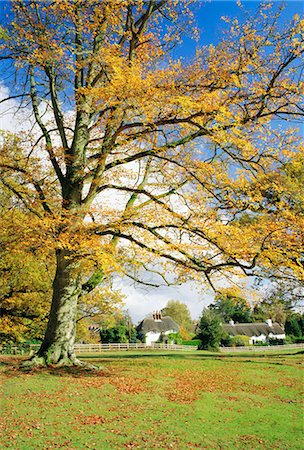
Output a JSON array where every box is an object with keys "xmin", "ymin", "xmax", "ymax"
[
  {"xmin": 182, "ymin": 339, "xmax": 201, "ymax": 346},
  {"xmin": 268, "ymin": 338, "xmax": 285, "ymax": 346},
  {"xmin": 220, "ymin": 333, "xmax": 233, "ymax": 347},
  {"xmin": 166, "ymin": 332, "xmax": 183, "ymax": 344},
  {"xmin": 292, "ymin": 337, "xmax": 304, "ymax": 343},
  {"xmin": 283, "ymin": 335, "xmax": 304, "ymax": 344},
  {"xmin": 100, "ymin": 325, "xmax": 133, "ymax": 343},
  {"xmin": 230, "ymin": 335, "xmax": 250, "ymax": 347}
]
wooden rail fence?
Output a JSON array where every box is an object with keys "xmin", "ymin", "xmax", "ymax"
[
  {"xmin": 219, "ymin": 343, "xmax": 304, "ymax": 352},
  {"xmin": 1, "ymin": 342, "xmax": 303, "ymax": 355},
  {"xmin": 38, "ymin": 343, "xmax": 197, "ymax": 353}
]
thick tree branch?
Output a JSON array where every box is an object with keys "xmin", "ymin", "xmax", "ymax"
[
  {"xmin": 45, "ymin": 66, "xmax": 69, "ymax": 151},
  {"xmin": 29, "ymin": 67, "xmax": 65, "ymax": 188}
]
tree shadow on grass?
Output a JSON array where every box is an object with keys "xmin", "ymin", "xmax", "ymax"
[
  {"xmin": 80, "ymin": 352, "xmax": 215, "ymax": 363},
  {"xmin": 80, "ymin": 349, "xmax": 304, "ymax": 369},
  {"xmin": 2, "ymin": 363, "xmax": 118, "ymax": 379},
  {"xmin": 1, "ymin": 350, "xmax": 302, "ymax": 378},
  {"xmin": 0, "ymin": 355, "xmax": 116, "ymax": 379},
  {"xmin": 81, "ymin": 349, "xmax": 303, "ymax": 361}
]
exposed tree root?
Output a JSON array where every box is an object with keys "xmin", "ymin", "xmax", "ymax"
[
  {"xmin": 21, "ymin": 353, "xmax": 99, "ymax": 370},
  {"xmin": 22, "ymin": 356, "xmax": 47, "ymax": 368}
]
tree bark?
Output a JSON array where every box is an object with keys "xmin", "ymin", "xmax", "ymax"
[{"xmin": 29, "ymin": 249, "xmax": 83, "ymax": 366}]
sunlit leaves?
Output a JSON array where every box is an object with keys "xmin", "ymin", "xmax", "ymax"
[{"xmin": 0, "ymin": 1, "xmax": 303, "ymax": 299}]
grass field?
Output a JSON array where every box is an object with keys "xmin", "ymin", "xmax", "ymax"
[{"xmin": 1, "ymin": 350, "xmax": 303, "ymax": 449}]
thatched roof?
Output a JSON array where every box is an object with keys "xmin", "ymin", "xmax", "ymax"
[
  {"xmin": 222, "ymin": 322, "xmax": 284, "ymax": 337},
  {"xmin": 137, "ymin": 316, "xmax": 180, "ymax": 334}
]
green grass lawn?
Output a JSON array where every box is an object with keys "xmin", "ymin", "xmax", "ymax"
[{"xmin": 1, "ymin": 350, "xmax": 303, "ymax": 449}]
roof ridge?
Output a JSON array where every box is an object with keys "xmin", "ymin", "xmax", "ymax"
[{"xmin": 225, "ymin": 322, "xmax": 280, "ymax": 326}]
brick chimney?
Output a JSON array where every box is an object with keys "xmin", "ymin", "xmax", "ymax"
[{"xmin": 153, "ymin": 311, "xmax": 162, "ymax": 321}]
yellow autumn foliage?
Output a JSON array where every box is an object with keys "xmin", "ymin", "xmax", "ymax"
[{"xmin": 0, "ymin": 1, "xmax": 302, "ymax": 358}]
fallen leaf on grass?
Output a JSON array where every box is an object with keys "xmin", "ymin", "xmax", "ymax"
[
  {"xmin": 110, "ymin": 376, "xmax": 149, "ymax": 394},
  {"xmin": 227, "ymin": 395, "xmax": 239, "ymax": 401},
  {"xmin": 165, "ymin": 369, "xmax": 238, "ymax": 404},
  {"xmin": 76, "ymin": 414, "xmax": 107, "ymax": 425},
  {"xmin": 239, "ymin": 434, "xmax": 266, "ymax": 445}
]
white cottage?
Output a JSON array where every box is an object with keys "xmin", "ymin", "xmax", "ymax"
[
  {"xmin": 222, "ymin": 319, "xmax": 285, "ymax": 344},
  {"xmin": 136, "ymin": 311, "xmax": 180, "ymax": 345}
]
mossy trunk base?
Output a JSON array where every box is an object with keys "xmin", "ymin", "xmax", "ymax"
[
  {"xmin": 24, "ymin": 341, "xmax": 98, "ymax": 369},
  {"xmin": 23, "ymin": 353, "xmax": 98, "ymax": 370}
]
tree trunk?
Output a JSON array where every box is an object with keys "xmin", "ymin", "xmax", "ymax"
[{"xmin": 29, "ymin": 249, "xmax": 83, "ymax": 367}]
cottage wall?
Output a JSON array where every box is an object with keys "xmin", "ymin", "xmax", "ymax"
[
  {"xmin": 145, "ymin": 329, "xmax": 178, "ymax": 345},
  {"xmin": 249, "ymin": 334, "xmax": 267, "ymax": 345},
  {"xmin": 145, "ymin": 331, "xmax": 161, "ymax": 345}
]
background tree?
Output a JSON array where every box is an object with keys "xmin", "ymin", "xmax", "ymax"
[
  {"xmin": 252, "ymin": 285, "xmax": 295, "ymax": 325},
  {"xmin": 0, "ymin": 1, "xmax": 303, "ymax": 367},
  {"xmin": 196, "ymin": 308, "xmax": 223, "ymax": 351},
  {"xmin": 209, "ymin": 288, "xmax": 252, "ymax": 323},
  {"xmin": 76, "ymin": 284, "xmax": 125, "ymax": 342},
  {"xmin": 0, "ymin": 184, "xmax": 53, "ymax": 343},
  {"xmin": 76, "ymin": 300, "xmax": 125, "ymax": 344},
  {"xmin": 161, "ymin": 300, "xmax": 194, "ymax": 337},
  {"xmin": 0, "ymin": 245, "xmax": 52, "ymax": 344},
  {"xmin": 285, "ymin": 313, "xmax": 304, "ymax": 342},
  {"xmin": 99, "ymin": 312, "xmax": 136, "ymax": 344}
]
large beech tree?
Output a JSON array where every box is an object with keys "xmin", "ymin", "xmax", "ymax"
[
  {"xmin": 0, "ymin": 179, "xmax": 125, "ymax": 344},
  {"xmin": 0, "ymin": 1, "xmax": 303, "ymax": 366}
]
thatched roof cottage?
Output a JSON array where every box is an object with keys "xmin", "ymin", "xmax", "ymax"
[
  {"xmin": 137, "ymin": 311, "xmax": 180, "ymax": 345},
  {"xmin": 223, "ymin": 319, "xmax": 285, "ymax": 344}
]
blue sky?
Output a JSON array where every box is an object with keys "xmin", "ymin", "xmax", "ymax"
[{"xmin": 175, "ymin": 1, "xmax": 303, "ymax": 58}]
